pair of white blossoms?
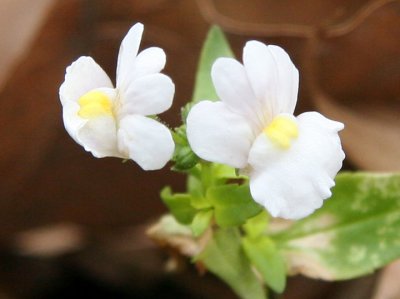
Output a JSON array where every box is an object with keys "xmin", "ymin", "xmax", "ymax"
[{"xmin": 59, "ymin": 23, "xmax": 345, "ymax": 220}]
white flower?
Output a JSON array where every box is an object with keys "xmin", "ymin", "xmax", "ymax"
[
  {"xmin": 59, "ymin": 23, "xmax": 175, "ymax": 170},
  {"xmin": 186, "ymin": 41, "xmax": 345, "ymax": 219}
]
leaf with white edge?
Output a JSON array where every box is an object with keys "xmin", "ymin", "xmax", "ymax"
[
  {"xmin": 242, "ymin": 236, "xmax": 286, "ymax": 293},
  {"xmin": 191, "ymin": 26, "xmax": 234, "ymax": 103},
  {"xmin": 191, "ymin": 209, "xmax": 213, "ymax": 237},
  {"xmin": 161, "ymin": 187, "xmax": 197, "ymax": 225},
  {"xmin": 197, "ymin": 228, "xmax": 267, "ymax": 299},
  {"xmin": 151, "ymin": 214, "xmax": 193, "ymax": 236},
  {"xmin": 208, "ymin": 184, "xmax": 263, "ymax": 228},
  {"xmin": 147, "ymin": 215, "xmax": 203, "ymax": 258},
  {"xmin": 270, "ymin": 172, "xmax": 400, "ymax": 280}
]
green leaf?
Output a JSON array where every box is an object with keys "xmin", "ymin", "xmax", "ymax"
[
  {"xmin": 197, "ymin": 228, "xmax": 267, "ymax": 299},
  {"xmin": 243, "ymin": 211, "xmax": 270, "ymax": 239},
  {"xmin": 271, "ymin": 172, "xmax": 400, "ymax": 280},
  {"xmin": 208, "ymin": 184, "xmax": 263, "ymax": 228},
  {"xmin": 192, "ymin": 26, "xmax": 234, "ymax": 103},
  {"xmin": 191, "ymin": 209, "xmax": 213, "ymax": 237},
  {"xmin": 242, "ymin": 237, "xmax": 286, "ymax": 293},
  {"xmin": 190, "ymin": 193, "xmax": 212, "ymax": 210},
  {"xmin": 188, "ymin": 174, "xmax": 211, "ymax": 210},
  {"xmin": 161, "ymin": 187, "xmax": 197, "ymax": 225}
]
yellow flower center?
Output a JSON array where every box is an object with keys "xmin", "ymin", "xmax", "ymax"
[
  {"xmin": 78, "ymin": 90, "xmax": 113, "ymax": 119},
  {"xmin": 263, "ymin": 115, "xmax": 298, "ymax": 149}
]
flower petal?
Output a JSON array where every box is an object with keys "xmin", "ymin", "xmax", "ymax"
[
  {"xmin": 119, "ymin": 73, "xmax": 174, "ymax": 117},
  {"xmin": 62, "ymin": 101, "xmax": 87, "ymax": 144},
  {"xmin": 117, "ymin": 115, "xmax": 174, "ymax": 170},
  {"xmin": 211, "ymin": 58, "xmax": 264, "ymax": 130},
  {"xmin": 116, "ymin": 23, "xmax": 144, "ymax": 91},
  {"xmin": 59, "ymin": 56, "xmax": 113, "ymax": 105},
  {"xmin": 130, "ymin": 47, "xmax": 166, "ymax": 82},
  {"xmin": 77, "ymin": 115, "xmax": 121, "ymax": 158},
  {"xmin": 269, "ymin": 45, "xmax": 299, "ymax": 114},
  {"xmin": 243, "ymin": 41, "xmax": 298, "ymax": 120},
  {"xmin": 243, "ymin": 41, "xmax": 278, "ymax": 121},
  {"xmin": 186, "ymin": 100, "xmax": 255, "ymax": 168},
  {"xmin": 61, "ymin": 87, "xmax": 117, "ymax": 147},
  {"xmin": 248, "ymin": 112, "xmax": 345, "ymax": 219}
]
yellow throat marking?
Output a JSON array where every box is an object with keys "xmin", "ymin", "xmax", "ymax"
[
  {"xmin": 264, "ymin": 115, "xmax": 299, "ymax": 149},
  {"xmin": 78, "ymin": 90, "xmax": 113, "ymax": 119}
]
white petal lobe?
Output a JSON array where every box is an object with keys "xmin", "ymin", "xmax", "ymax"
[
  {"xmin": 62, "ymin": 87, "xmax": 117, "ymax": 148},
  {"xmin": 211, "ymin": 58, "xmax": 263, "ymax": 130},
  {"xmin": 242, "ymin": 42, "xmax": 299, "ymax": 120},
  {"xmin": 248, "ymin": 112, "xmax": 345, "ymax": 219},
  {"xmin": 268, "ymin": 45, "xmax": 299, "ymax": 114},
  {"xmin": 117, "ymin": 115, "xmax": 174, "ymax": 170},
  {"xmin": 186, "ymin": 101, "xmax": 254, "ymax": 169},
  {"xmin": 130, "ymin": 47, "xmax": 166, "ymax": 81},
  {"xmin": 243, "ymin": 41, "xmax": 278, "ymax": 122},
  {"xmin": 120, "ymin": 73, "xmax": 174, "ymax": 117},
  {"xmin": 61, "ymin": 101, "xmax": 87, "ymax": 144},
  {"xmin": 77, "ymin": 116, "xmax": 120, "ymax": 158},
  {"xmin": 59, "ymin": 56, "xmax": 113, "ymax": 105},
  {"xmin": 116, "ymin": 23, "xmax": 144, "ymax": 91}
]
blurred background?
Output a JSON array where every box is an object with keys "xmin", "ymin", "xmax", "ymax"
[{"xmin": 0, "ymin": 0, "xmax": 399, "ymax": 298}]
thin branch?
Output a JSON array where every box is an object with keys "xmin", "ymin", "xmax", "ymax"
[
  {"xmin": 324, "ymin": 0, "xmax": 398, "ymax": 38},
  {"xmin": 196, "ymin": 0, "xmax": 397, "ymax": 39},
  {"xmin": 196, "ymin": 0, "xmax": 315, "ymax": 38}
]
